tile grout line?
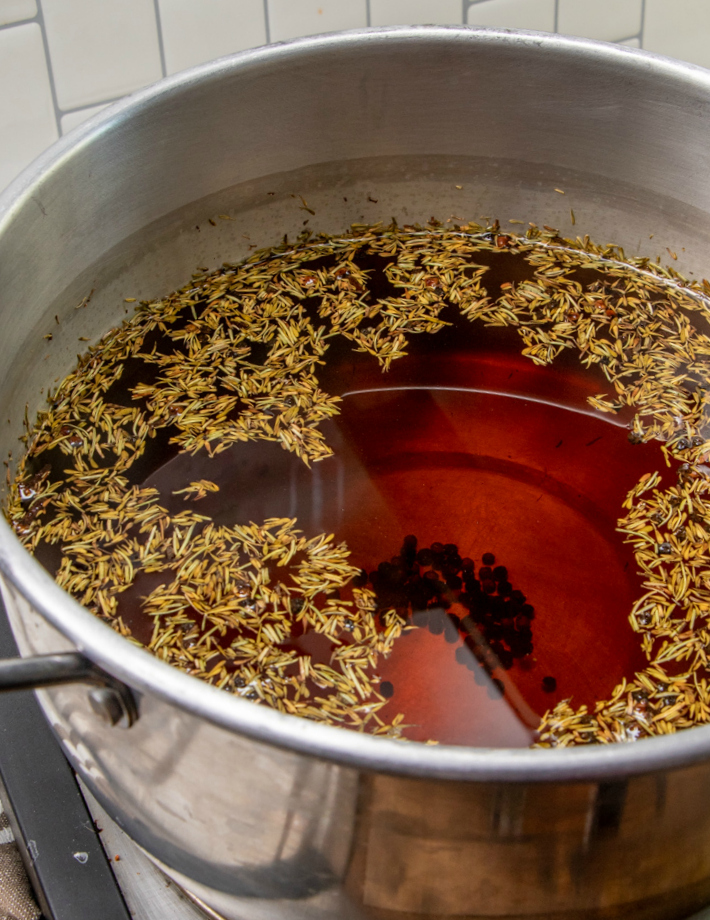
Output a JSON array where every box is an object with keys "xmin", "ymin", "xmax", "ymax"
[
  {"xmin": 639, "ymin": 0, "xmax": 646, "ymax": 49},
  {"xmin": 366, "ymin": 0, "xmax": 371, "ymax": 28},
  {"xmin": 152, "ymin": 0, "xmax": 167, "ymax": 78},
  {"xmin": 614, "ymin": 32, "xmax": 644, "ymax": 44},
  {"xmin": 0, "ymin": 17, "xmax": 37, "ymax": 32},
  {"xmin": 34, "ymin": 0, "xmax": 62, "ymax": 139},
  {"xmin": 554, "ymin": 0, "xmax": 559, "ymax": 33},
  {"xmin": 263, "ymin": 0, "xmax": 271, "ymax": 44}
]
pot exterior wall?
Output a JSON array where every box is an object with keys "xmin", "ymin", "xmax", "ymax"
[{"xmin": 5, "ymin": 578, "xmax": 710, "ymax": 919}]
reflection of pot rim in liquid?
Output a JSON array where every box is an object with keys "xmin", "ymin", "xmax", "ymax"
[{"xmin": 2, "ymin": 29, "xmax": 710, "ymax": 766}]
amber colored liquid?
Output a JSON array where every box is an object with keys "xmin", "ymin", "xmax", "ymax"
[{"xmin": 137, "ymin": 324, "xmax": 663, "ymax": 746}]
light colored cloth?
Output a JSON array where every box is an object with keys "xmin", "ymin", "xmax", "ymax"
[{"xmin": 0, "ymin": 808, "xmax": 40, "ymax": 920}]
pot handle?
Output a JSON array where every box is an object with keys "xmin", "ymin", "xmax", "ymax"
[{"xmin": 0, "ymin": 652, "xmax": 138, "ymax": 728}]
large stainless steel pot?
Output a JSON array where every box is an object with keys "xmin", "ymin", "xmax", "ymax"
[{"xmin": 3, "ymin": 26, "xmax": 710, "ymax": 919}]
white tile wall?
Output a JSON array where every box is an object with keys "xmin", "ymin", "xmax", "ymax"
[
  {"xmin": 1, "ymin": 0, "xmax": 710, "ymax": 193},
  {"xmin": 158, "ymin": 0, "xmax": 266, "ymax": 76},
  {"xmin": 370, "ymin": 0, "xmax": 463, "ymax": 27},
  {"xmin": 557, "ymin": 0, "xmax": 642, "ymax": 42},
  {"xmin": 267, "ymin": 0, "xmax": 367, "ymax": 43},
  {"xmin": 644, "ymin": 0, "xmax": 710, "ymax": 70},
  {"xmin": 0, "ymin": 0, "xmax": 36, "ymax": 26},
  {"xmin": 466, "ymin": 0, "xmax": 555, "ymax": 33},
  {"xmin": 42, "ymin": 0, "xmax": 163, "ymax": 109},
  {"xmin": 0, "ymin": 22, "xmax": 57, "ymax": 191}
]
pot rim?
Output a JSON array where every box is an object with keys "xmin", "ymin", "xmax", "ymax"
[{"xmin": 3, "ymin": 24, "xmax": 710, "ymax": 783}]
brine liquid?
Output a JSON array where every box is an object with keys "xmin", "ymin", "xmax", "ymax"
[
  {"xmin": 19, "ymin": 229, "xmax": 684, "ymax": 747},
  {"xmin": 134, "ymin": 351, "xmax": 659, "ymax": 747}
]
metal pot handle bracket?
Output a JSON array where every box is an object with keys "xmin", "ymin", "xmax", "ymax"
[{"xmin": 0, "ymin": 653, "xmax": 138, "ymax": 727}]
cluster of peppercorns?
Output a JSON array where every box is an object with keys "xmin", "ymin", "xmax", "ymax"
[{"xmin": 357, "ymin": 536, "xmax": 557, "ymax": 699}]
